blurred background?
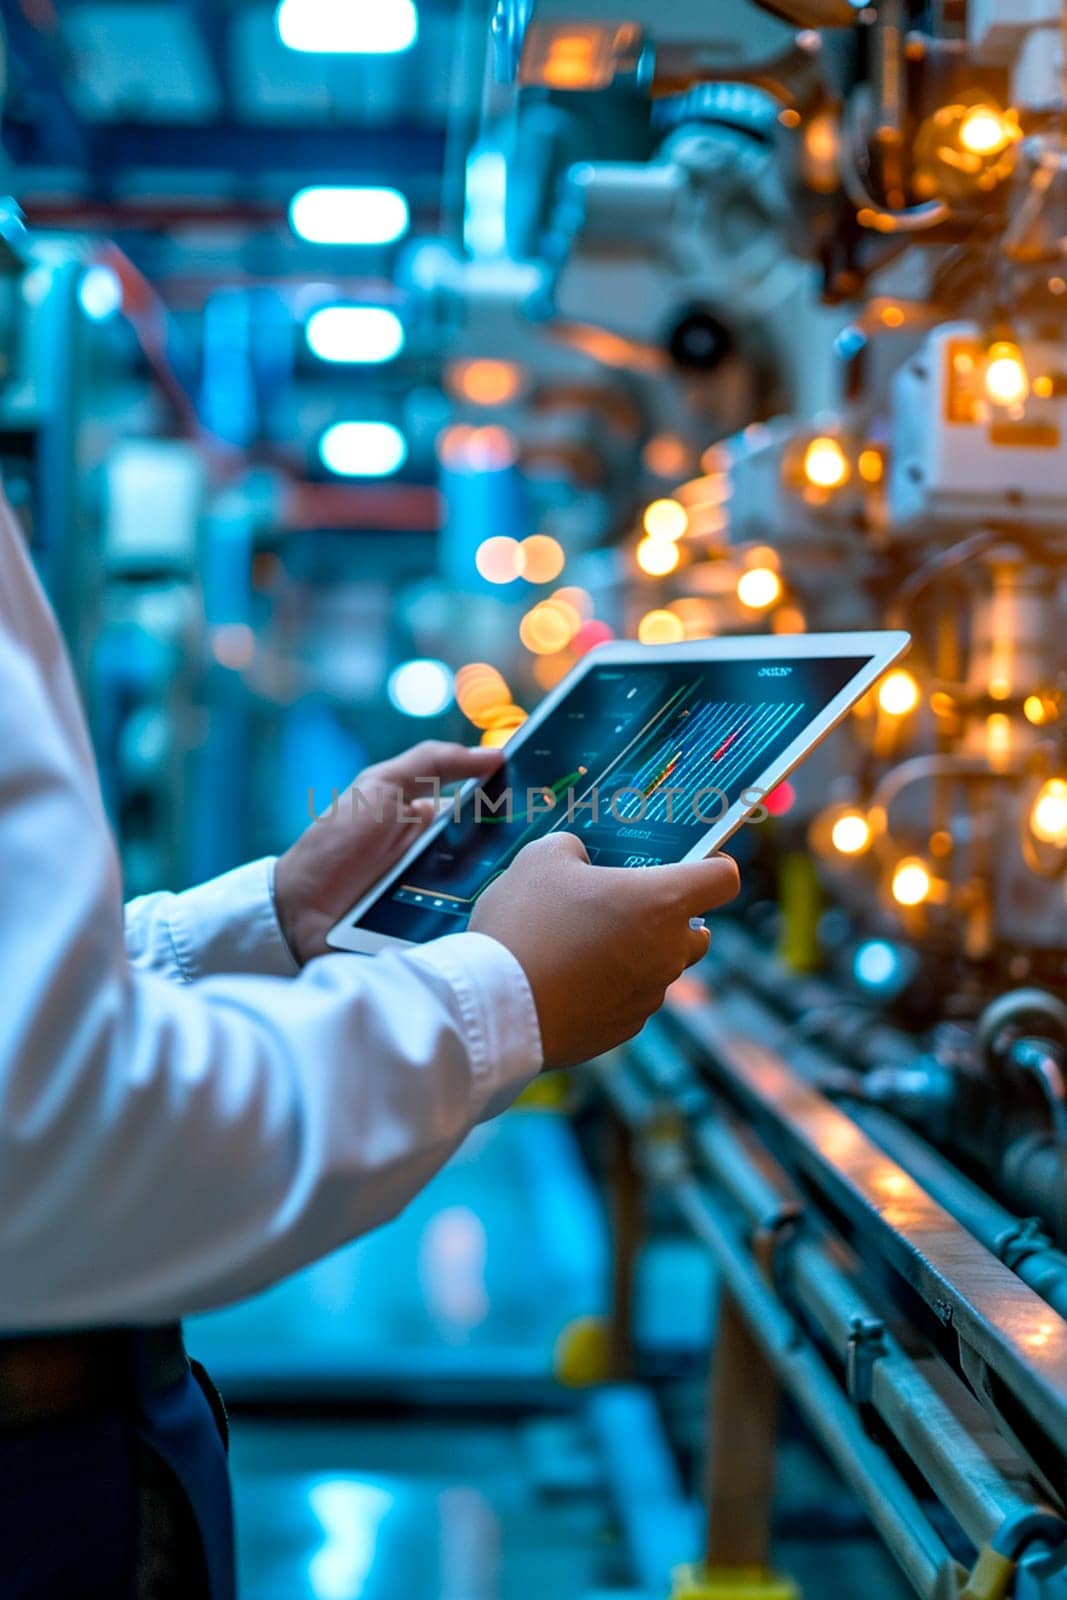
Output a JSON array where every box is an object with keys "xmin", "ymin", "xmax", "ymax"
[{"xmin": 4, "ymin": 1, "xmax": 1067, "ymax": 1596}]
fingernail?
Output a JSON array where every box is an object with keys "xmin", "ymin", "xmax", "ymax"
[{"xmin": 689, "ymin": 917, "xmax": 706, "ymax": 930}]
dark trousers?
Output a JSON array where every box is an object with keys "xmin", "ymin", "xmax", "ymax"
[{"xmin": 0, "ymin": 1333, "xmax": 235, "ymax": 1600}]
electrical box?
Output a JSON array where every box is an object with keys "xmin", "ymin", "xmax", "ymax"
[
  {"xmin": 105, "ymin": 441, "xmax": 205, "ymax": 574},
  {"xmin": 888, "ymin": 323, "xmax": 1067, "ymax": 535}
]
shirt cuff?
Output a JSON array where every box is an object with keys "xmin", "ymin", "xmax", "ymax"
[
  {"xmin": 406, "ymin": 931, "xmax": 543, "ymax": 1120},
  {"xmin": 166, "ymin": 857, "xmax": 300, "ymax": 982}
]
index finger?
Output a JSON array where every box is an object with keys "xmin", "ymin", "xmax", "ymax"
[{"xmin": 377, "ymin": 741, "xmax": 504, "ymax": 798}]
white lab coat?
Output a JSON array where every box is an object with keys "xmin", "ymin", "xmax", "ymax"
[{"xmin": 0, "ymin": 495, "xmax": 542, "ymax": 1331}]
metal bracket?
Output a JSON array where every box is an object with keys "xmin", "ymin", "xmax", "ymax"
[
  {"xmin": 757, "ymin": 1203, "xmax": 804, "ymax": 1323},
  {"xmin": 846, "ymin": 1315, "xmax": 888, "ymax": 1406},
  {"xmin": 996, "ymin": 1216, "xmax": 1053, "ymax": 1273}
]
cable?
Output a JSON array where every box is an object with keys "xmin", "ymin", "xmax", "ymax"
[
  {"xmin": 886, "ymin": 530, "xmax": 1000, "ymax": 628},
  {"xmin": 839, "ymin": 88, "xmax": 950, "ymax": 234}
]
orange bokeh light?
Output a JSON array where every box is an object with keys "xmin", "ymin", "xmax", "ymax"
[
  {"xmin": 448, "ymin": 359, "xmax": 525, "ymax": 408},
  {"xmin": 636, "ymin": 537, "xmax": 680, "ymax": 577},
  {"xmin": 637, "ymin": 609, "xmax": 685, "ymax": 645},
  {"xmin": 520, "ymin": 601, "xmax": 577, "ymax": 655},
  {"xmin": 520, "ymin": 534, "xmax": 565, "ymax": 585},
  {"xmin": 456, "ymin": 662, "xmax": 513, "ymax": 729},
  {"xmin": 475, "ymin": 536, "xmax": 524, "ymax": 584}
]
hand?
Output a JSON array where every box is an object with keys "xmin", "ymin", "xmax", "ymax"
[
  {"xmin": 470, "ymin": 833, "xmax": 740, "ymax": 1069},
  {"xmin": 275, "ymin": 740, "xmax": 503, "ymax": 965}
]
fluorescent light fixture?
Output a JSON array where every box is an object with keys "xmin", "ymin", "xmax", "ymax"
[
  {"xmin": 306, "ymin": 305, "xmax": 404, "ymax": 364},
  {"xmin": 78, "ymin": 263, "xmax": 124, "ymax": 322},
  {"xmin": 276, "ymin": 0, "xmax": 418, "ymax": 53},
  {"xmin": 464, "ymin": 148, "xmax": 507, "ymax": 259},
  {"xmin": 319, "ymin": 421, "xmax": 408, "ymax": 477},
  {"xmin": 387, "ymin": 659, "xmax": 454, "ymax": 718},
  {"xmin": 289, "ymin": 187, "xmax": 410, "ymax": 247}
]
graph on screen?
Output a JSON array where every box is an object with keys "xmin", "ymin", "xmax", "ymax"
[
  {"xmin": 353, "ymin": 652, "xmax": 874, "ymax": 942},
  {"xmin": 611, "ymin": 697, "xmax": 806, "ymax": 822}
]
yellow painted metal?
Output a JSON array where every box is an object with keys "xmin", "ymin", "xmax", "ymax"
[
  {"xmin": 959, "ymin": 1546, "xmax": 1015, "ymax": 1600},
  {"xmin": 670, "ymin": 1563, "xmax": 802, "ymax": 1600},
  {"xmin": 553, "ymin": 1315, "xmax": 611, "ymax": 1386}
]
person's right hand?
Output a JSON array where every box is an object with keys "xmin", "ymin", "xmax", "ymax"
[{"xmin": 470, "ymin": 833, "xmax": 740, "ymax": 1070}]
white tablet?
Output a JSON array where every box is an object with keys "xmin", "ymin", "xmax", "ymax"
[{"xmin": 327, "ymin": 630, "xmax": 910, "ymax": 953}]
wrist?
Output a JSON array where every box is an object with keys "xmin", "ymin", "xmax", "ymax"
[
  {"xmin": 271, "ymin": 851, "xmax": 310, "ymax": 967},
  {"xmin": 469, "ymin": 925, "xmax": 552, "ymax": 1069}
]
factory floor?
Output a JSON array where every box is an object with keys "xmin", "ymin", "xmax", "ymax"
[
  {"xmin": 188, "ymin": 1112, "xmax": 912, "ymax": 1600},
  {"xmin": 227, "ymin": 1414, "xmax": 618, "ymax": 1600}
]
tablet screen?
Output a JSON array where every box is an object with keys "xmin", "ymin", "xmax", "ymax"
[{"xmin": 350, "ymin": 651, "xmax": 871, "ymax": 942}]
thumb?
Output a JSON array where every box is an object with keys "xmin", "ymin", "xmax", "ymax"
[
  {"xmin": 684, "ymin": 922, "xmax": 712, "ymax": 967},
  {"xmin": 642, "ymin": 853, "xmax": 740, "ymax": 915}
]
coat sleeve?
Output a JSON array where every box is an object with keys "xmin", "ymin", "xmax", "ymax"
[
  {"xmin": 0, "ymin": 501, "xmax": 542, "ymax": 1332},
  {"xmin": 124, "ymin": 859, "xmax": 300, "ymax": 983}
]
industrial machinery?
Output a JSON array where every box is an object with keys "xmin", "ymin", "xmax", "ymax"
[
  {"xmin": 452, "ymin": 1, "xmax": 1067, "ymax": 1596},
  {"xmin": 5, "ymin": 1, "xmax": 1067, "ymax": 1596}
]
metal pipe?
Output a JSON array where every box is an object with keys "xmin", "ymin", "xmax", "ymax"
[
  {"xmin": 705, "ymin": 925, "xmax": 916, "ymax": 1071},
  {"xmin": 693, "ymin": 1116, "xmax": 1053, "ymax": 1550},
  {"xmin": 849, "ymin": 1106, "xmax": 1067, "ymax": 1320},
  {"xmin": 647, "ymin": 966, "xmax": 1067, "ymax": 1320},
  {"xmin": 684, "ymin": 941, "xmax": 1067, "ymax": 1313},
  {"xmin": 668, "ymin": 998, "xmax": 1067, "ymax": 1467},
  {"xmin": 666, "ymin": 1173, "xmax": 962, "ymax": 1600},
  {"xmin": 797, "ymin": 1250, "xmax": 1048, "ymax": 1550},
  {"xmin": 595, "ymin": 1061, "xmax": 1059, "ymax": 1556}
]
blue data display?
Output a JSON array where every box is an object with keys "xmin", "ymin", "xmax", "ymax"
[{"xmin": 353, "ymin": 654, "xmax": 869, "ymax": 942}]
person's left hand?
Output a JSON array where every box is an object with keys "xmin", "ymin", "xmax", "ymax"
[{"xmin": 274, "ymin": 740, "xmax": 503, "ymax": 965}]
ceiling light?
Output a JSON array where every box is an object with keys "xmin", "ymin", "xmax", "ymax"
[
  {"xmin": 319, "ymin": 421, "xmax": 407, "ymax": 477},
  {"xmin": 464, "ymin": 148, "xmax": 508, "ymax": 260},
  {"xmin": 276, "ymin": 0, "xmax": 418, "ymax": 54},
  {"xmin": 387, "ymin": 659, "xmax": 454, "ymax": 718},
  {"xmin": 289, "ymin": 186, "xmax": 410, "ymax": 247},
  {"xmin": 78, "ymin": 263, "xmax": 124, "ymax": 323},
  {"xmin": 306, "ymin": 306, "xmax": 404, "ymax": 364}
]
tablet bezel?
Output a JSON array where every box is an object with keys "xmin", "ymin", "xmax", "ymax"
[{"xmin": 326, "ymin": 629, "xmax": 910, "ymax": 954}]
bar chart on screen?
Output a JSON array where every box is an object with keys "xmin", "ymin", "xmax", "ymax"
[{"xmin": 612, "ymin": 697, "xmax": 807, "ymax": 822}]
